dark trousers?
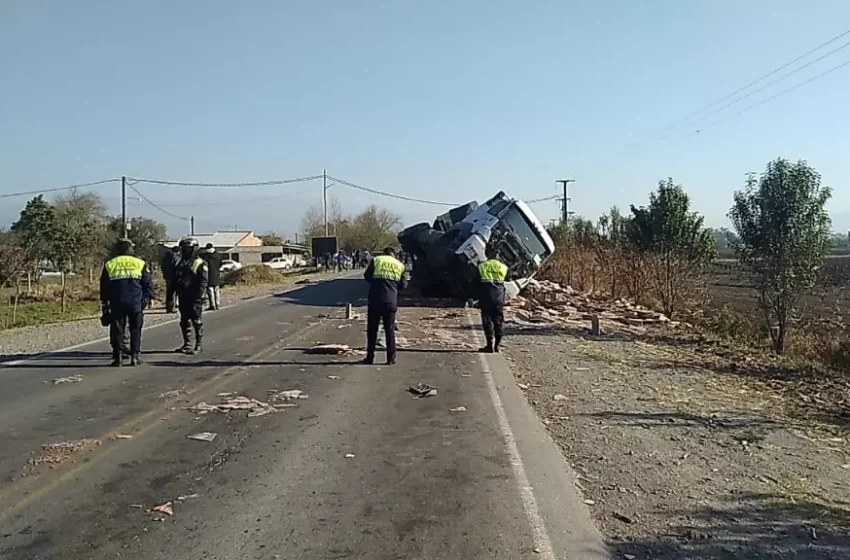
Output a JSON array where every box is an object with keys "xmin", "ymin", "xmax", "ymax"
[
  {"xmin": 481, "ymin": 305, "xmax": 504, "ymax": 346},
  {"xmin": 366, "ymin": 304, "xmax": 397, "ymax": 362},
  {"xmin": 178, "ymin": 299, "xmax": 203, "ymax": 345},
  {"xmin": 165, "ymin": 278, "xmax": 177, "ymax": 312},
  {"xmin": 110, "ymin": 307, "xmax": 143, "ymax": 354}
]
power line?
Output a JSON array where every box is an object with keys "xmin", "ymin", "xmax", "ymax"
[
  {"xmin": 682, "ymin": 56, "xmax": 850, "ymax": 137},
  {"xmin": 326, "ymin": 175, "xmax": 458, "ymax": 206},
  {"xmin": 126, "ymin": 175, "xmax": 323, "ymax": 188},
  {"xmin": 653, "ymin": 38, "xmax": 850, "ymax": 142},
  {"xmin": 627, "ymin": 26, "xmax": 850, "ymax": 148},
  {"xmin": 0, "ymin": 178, "xmax": 119, "ymax": 199},
  {"xmin": 526, "ymin": 194, "xmax": 560, "ymax": 204},
  {"xmin": 129, "ymin": 184, "xmax": 190, "ymax": 222}
]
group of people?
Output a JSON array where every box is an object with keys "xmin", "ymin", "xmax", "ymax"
[
  {"xmin": 100, "ymin": 237, "xmax": 216, "ymax": 367},
  {"xmin": 361, "ymin": 245, "xmax": 507, "ymax": 364},
  {"xmin": 101, "ymin": 235, "xmax": 509, "ymax": 368}
]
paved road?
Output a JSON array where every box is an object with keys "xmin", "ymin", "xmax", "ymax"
[{"xmin": 0, "ymin": 277, "xmax": 608, "ymax": 559}]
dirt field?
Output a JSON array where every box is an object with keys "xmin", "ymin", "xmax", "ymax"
[
  {"xmin": 502, "ymin": 321, "xmax": 850, "ymax": 559},
  {"xmin": 707, "ymin": 257, "xmax": 850, "ymax": 320}
]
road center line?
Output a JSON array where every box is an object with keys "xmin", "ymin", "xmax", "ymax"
[{"xmin": 467, "ymin": 312, "xmax": 557, "ymax": 560}]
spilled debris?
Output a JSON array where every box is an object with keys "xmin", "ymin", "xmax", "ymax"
[
  {"xmin": 408, "ymin": 383, "xmax": 437, "ymax": 398},
  {"xmin": 151, "ymin": 502, "xmax": 174, "ymax": 517},
  {"xmin": 159, "ymin": 389, "xmax": 183, "ymax": 399},
  {"xmin": 270, "ymin": 389, "xmax": 308, "ymax": 401},
  {"xmin": 187, "ymin": 393, "xmax": 297, "ymax": 418},
  {"xmin": 344, "ymin": 453, "xmax": 356, "ymax": 459},
  {"xmin": 186, "ymin": 432, "xmax": 217, "ymax": 443},
  {"xmin": 112, "ymin": 434, "xmax": 134, "ymax": 441},
  {"xmin": 305, "ymin": 344, "xmax": 365, "ymax": 356},
  {"xmin": 48, "ymin": 374, "xmax": 83, "ymax": 385},
  {"xmin": 28, "ymin": 439, "xmax": 97, "ymax": 467},
  {"xmin": 449, "ymin": 406, "xmax": 467, "ymax": 412}
]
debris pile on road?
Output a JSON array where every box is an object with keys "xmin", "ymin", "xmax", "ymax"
[
  {"xmin": 48, "ymin": 374, "xmax": 83, "ymax": 385},
  {"xmin": 506, "ymin": 278, "xmax": 677, "ymax": 331},
  {"xmin": 305, "ymin": 344, "xmax": 366, "ymax": 356},
  {"xmin": 187, "ymin": 393, "xmax": 299, "ymax": 418},
  {"xmin": 28, "ymin": 439, "xmax": 97, "ymax": 467},
  {"xmin": 268, "ymin": 389, "xmax": 308, "ymax": 402},
  {"xmin": 408, "ymin": 383, "xmax": 437, "ymax": 398},
  {"xmin": 187, "ymin": 432, "xmax": 217, "ymax": 442}
]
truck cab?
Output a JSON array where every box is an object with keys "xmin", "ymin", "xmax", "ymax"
[{"xmin": 399, "ymin": 191, "xmax": 554, "ymax": 299}]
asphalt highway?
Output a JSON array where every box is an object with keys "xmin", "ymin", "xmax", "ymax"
[{"xmin": 0, "ymin": 277, "xmax": 608, "ymax": 560}]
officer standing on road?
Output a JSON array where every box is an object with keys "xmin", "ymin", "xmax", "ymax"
[
  {"xmin": 201, "ymin": 243, "xmax": 223, "ymax": 311},
  {"xmin": 363, "ymin": 247, "xmax": 408, "ymax": 365},
  {"xmin": 161, "ymin": 245, "xmax": 180, "ymax": 313},
  {"xmin": 476, "ymin": 246, "xmax": 508, "ymax": 353},
  {"xmin": 99, "ymin": 238, "xmax": 153, "ymax": 367},
  {"xmin": 174, "ymin": 237, "xmax": 209, "ymax": 355}
]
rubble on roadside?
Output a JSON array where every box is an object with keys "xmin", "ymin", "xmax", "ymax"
[{"xmin": 506, "ymin": 279, "xmax": 679, "ymax": 331}]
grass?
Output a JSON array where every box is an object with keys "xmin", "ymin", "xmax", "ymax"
[{"xmin": 1, "ymin": 300, "xmax": 101, "ymax": 330}]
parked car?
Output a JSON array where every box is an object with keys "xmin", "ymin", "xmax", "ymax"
[
  {"xmin": 264, "ymin": 257, "xmax": 295, "ymax": 270},
  {"xmin": 220, "ymin": 260, "xmax": 243, "ymax": 273}
]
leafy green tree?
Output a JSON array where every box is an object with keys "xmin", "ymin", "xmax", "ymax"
[
  {"xmin": 629, "ymin": 178, "xmax": 716, "ymax": 318},
  {"xmin": 11, "ymin": 195, "xmax": 58, "ymax": 271},
  {"xmin": 729, "ymin": 158, "xmax": 832, "ymax": 354}
]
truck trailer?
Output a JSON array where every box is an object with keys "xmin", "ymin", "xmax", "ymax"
[{"xmin": 398, "ymin": 191, "xmax": 555, "ymax": 300}]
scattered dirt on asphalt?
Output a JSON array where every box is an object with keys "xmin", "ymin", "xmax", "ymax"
[
  {"xmin": 503, "ymin": 324, "xmax": 850, "ymax": 560},
  {"xmin": 28, "ymin": 439, "xmax": 98, "ymax": 467}
]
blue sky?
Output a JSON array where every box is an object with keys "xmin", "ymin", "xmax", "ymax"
[{"xmin": 2, "ymin": 0, "xmax": 849, "ymax": 237}]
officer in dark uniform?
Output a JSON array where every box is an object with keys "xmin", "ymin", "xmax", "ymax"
[
  {"xmin": 100, "ymin": 238, "xmax": 154, "ymax": 367},
  {"xmin": 174, "ymin": 237, "xmax": 209, "ymax": 355},
  {"xmin": 363, "ymin": 247, "xmax": 408, "ymax": 365},
  {"xmin": 476, "ymin": 246, "xmax": 508, "ymax": 353},
  {"xmin": 161, "ymin": 245, "xmax": 180, "ymax": 313}
]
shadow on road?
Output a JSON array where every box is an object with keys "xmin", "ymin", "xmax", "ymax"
[{"xmin": 610, "ymin": 492, "xmax": 850, "ymax": 560}]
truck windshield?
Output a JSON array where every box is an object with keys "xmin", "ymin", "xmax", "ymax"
[{"xmin": 502, "ymin": 206, "xmax": 551, "ymax": 261}]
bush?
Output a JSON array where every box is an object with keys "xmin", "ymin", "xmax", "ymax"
[{"xmin": 221, "ymin": 265, "xmax": 285, "ymax": 287}]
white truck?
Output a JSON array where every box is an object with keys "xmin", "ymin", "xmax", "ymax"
[{"xmin": 398, "ymin": 191, "xmax": 555, "ymax": 300}]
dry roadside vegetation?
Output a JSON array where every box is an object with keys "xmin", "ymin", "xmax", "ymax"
[{"xmin": 509, "ymin": 158, "xmax": 850, "ymax": 559}]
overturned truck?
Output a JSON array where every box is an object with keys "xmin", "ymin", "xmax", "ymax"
[{"xmin": 398, "ymin": 191, "xmax": 555, "ymax": 300}]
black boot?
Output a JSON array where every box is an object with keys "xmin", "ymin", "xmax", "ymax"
[
  {"xmin": 130, "ymin": 353, "xmax": 143, "ymax": 366},
  {"xmin": 479, "ymin": 339, "xmax": 494, "ymax": 353},
  {"xmin": 110, "ymin": 350, "xmax": 123, "ymax": 367},
  {"xmin": 175, "ymin": 325, "xmax": 192, "ymax": 354},
  {"xmin": 494, "ymin": 336, "xmax": 502, "ymax": 353},
  {"xmin": 188, "ymin": 322, "xmax": 203, "ymax": 355}
]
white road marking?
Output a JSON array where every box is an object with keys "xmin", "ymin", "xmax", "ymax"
[{"xmin": 469, "ymin": 314, "xmax": 557, "ymax": 560}]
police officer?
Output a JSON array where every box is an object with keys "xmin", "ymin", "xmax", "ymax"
[
  {"xmin": 174, "ymin": 237, "xmax": 209, "ymax": 354},
  {"xmin": 161, "ymin": 245, "xmax": 180, "ymax": 313},
  {"xmin": 363, "ymin": 247, "xmax": 408, "ymax": 365},
  {"xmin": 99, "ymin": 238, "xmax": 153, "ymax": 367},
  {"xmin": 477, "ymin": 246, "xmax": 508, "ymax": 353}
]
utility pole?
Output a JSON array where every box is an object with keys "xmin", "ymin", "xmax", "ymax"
[
  {"xmin": 190, "ymin": 216, "xmax": 195, "ymax": 235},
  {"xmin": 121, "ymin": 176, "xmax": 128, "ymax": 238},
  {"xmin": 556, "ymin": 179, "xmax": 575, "ymax": 223},
  {"xmin": 322, "ymin": 168, "xmax": 328, "ymax": 236}
]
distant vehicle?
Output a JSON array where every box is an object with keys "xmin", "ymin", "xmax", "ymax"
[
  {"xmin": 220, "ymin": 260, "xmax": 243, "ymax": 273},
  {"xmin": 264, "ymin": 255, "xmax": 306, "ymax": 270}
]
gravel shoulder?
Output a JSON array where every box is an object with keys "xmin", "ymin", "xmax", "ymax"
[
  {"xmin": 502, "ymin": 323, "xmax": 850, "ymax": 560},
  {"xmin": 0, "ymin": 271, "xmax": 340, "ymax": 362}
]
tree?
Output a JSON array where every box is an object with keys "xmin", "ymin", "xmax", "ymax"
[
  {"xmin": 11, "ymin": 195, "xmax": 58, "ymax": 271},
  {"xmin": 300, "ymin": 196, "xmax": 345, "ymax": 240},
  {"xmin": 300, "ymin": 199, "xmax": 402, "ymax": 253},
  {"xmin": 107, "ymin": 216, "xmax": 167, "ymax": 264},
  {"xmin": 259, "ymin": 232, "xmax": 285, "ymax": 246},
  {"xmin": 629, "ymin": 178, "xmax": 716, "ymax": 318},
  {"xmin": 53, "ymin": 191, "xmax": 110, "ymax": 275},
  {"xmin": 729, "ymin": 158, "xmax": 832, "ymax": 354}
]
